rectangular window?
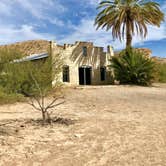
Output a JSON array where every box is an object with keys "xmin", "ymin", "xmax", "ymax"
[
  {"xmin": 82, "ymin": 46, "xmax": 87, "ymax": 56},
  {"xmin": 100, "ymin": 67, "xmax": 106, "ymax": 81},
  {"xmin": 63, "ymin": 65, "xmax": 69, "ymax": 82}
]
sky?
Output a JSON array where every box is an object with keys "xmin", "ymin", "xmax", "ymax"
[{"xmin": 0, "ymin": 0, "xmax": 166, "ymax": 57}]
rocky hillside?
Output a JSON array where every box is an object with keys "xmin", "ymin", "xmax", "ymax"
[{"xmin": 0, "ymin": 40, "xmax": 50, "ymax": 56}]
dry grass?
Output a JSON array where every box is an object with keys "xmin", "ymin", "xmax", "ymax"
[
  {"xmin": 0, "ymin": 40, "xmax": 50, "ymax": 55},
  {"xmin": 0, "ymin": 85, "xmax": 166, "ymax": 166}
]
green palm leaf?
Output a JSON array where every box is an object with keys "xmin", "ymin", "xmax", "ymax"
[
  {"xmin": 95, "ymin": 0, "xmax": 164, "ymax": 49},
  {"xmin": 110, "ymin": 49, "xmax": 156, "ymax": 85}
]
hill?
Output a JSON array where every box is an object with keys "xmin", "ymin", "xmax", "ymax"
[{"xmin": 0, "ymin": 40, "xmax": 50, "ymax": 56}]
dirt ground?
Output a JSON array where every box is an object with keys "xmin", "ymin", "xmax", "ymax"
[{"xmin": 0, "ymin": 84, "xmax": 166, "ymax": 166}]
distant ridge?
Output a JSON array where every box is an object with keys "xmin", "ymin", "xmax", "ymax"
[
  {"xmin": 0, "ymin": 40, "xmax": 50, "ymax": 56},
  {"xmin": 153, "ymin": 57, "xmax": 166, "ymax": 63}
]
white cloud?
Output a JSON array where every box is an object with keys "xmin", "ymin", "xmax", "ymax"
[
  {"xmin": 0, "ymin": 0, "xmax": 66, "ymax": 26},
  {"xmin": 58, "ymin": 19, "xmax": 121, "ymax": 49},
  {"xmin": 84, "ymin": 0, "xmax": 101, "ymax": 6},
  {"xmin": 0, "ymin": 25, "xmax": 53, "ymax": 45},
  {"xmin": 89, "ymin": 0, "xmax": 100, "ymax": 6},
  {"xmin": 135, "ymin": 25, "xmax": 166, "ymax": 42},
  {"xmin": 15, "ymin": 0, "xmax": 66, "ymax": 19},
  {"xmin": 47, "ymin": 18, "xmax": 64, "ymax": 27},
  {"xmin": 163, "ymin": 1, "xmax": 166, "ymax": 10},
  {"xmin": 58, "ymin": 18, "xmax": 166, "ymax": 50}
]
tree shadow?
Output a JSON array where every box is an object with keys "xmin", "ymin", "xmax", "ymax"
[
  {"xmin": 69, "ymin": 43, "xmax": 105, "ymax": 68},
  {"xmin": 0, "ymin": 117, "xmax": 75, "ymax": 136},
  {"xmin": 25, "ymin": 117, "xmax": 75, "ymax": 126}
]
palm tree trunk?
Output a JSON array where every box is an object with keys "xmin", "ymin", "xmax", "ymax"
[
  {"xmin": 126, "ymin": 29, "xmax": 132, "ymax": 49},
  {"xmin": 126, "ymin": 10, "xmax": 132, "ymax": 51}
]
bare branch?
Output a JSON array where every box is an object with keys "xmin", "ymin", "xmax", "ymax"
[
  {"xmin": 46, "ymin": 101, "xmax": 65, "ymax": 110},
  {"xmin": 32, "ymin": 96, "xmax": 43, "ymax": 111},
  {"xmin": 46, "ymin": 97, "xmax": 58, "ymax": 109},
  {"xmin": 30, "ymin": 72, "xmax": 43, "ymax": 97},
  {"xmin": 46, "ymin": 96, "xmax": 64, "ymax": 110},
  {"xmin": 28, "ymin": 101, "xmax": 41, "ymax": 111}
]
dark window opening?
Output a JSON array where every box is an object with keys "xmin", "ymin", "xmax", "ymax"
[
  {"xmin": 100, "ymin": 67, "xmax": 106, "ymax": 81},
  {"xmin": 63, "ymin": 65, "xmax": 69, "ymax": 82},
  {"xmin": 82, "ymin": 46, "xmax": 87, "ymax": 56}
]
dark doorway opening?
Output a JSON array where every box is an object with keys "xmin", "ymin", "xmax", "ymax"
[
  {"xmin": 100, "ymin": 67, "xmax": 106, "ymax": 81},
  {"xmin": 79, "ymin": 66, "xmax": 91, "ymax": 85}
]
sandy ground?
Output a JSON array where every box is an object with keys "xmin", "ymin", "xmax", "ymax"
[{"xmin": 0, "ymin": 84, "xmax": 166, "ymax": 166}]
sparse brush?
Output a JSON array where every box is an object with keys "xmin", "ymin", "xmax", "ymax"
[{"xmin": 156, "ymin": 62, "xmax": 166, "ymax": 83}]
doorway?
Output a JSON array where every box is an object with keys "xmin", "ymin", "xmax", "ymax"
[{"xmin": 79, "ymin": 66, "xmax": 91, "ymax": 85}]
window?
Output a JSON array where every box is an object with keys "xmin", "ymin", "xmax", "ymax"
[
  {"xmin": 63, "ymin": 65, "xmax": 69, "ymax": 82},
  {"xmin": 82, "ymin": 46, "xmax": 87, "ymax": 56},
  {"xmin": 100, "ymin": 67, "xmax": 106, "ymax": 81}
]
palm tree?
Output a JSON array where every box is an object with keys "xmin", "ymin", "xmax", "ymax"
[{"xmin": 95, "ymin": 0, "xmax": 164, "ymax": 50}]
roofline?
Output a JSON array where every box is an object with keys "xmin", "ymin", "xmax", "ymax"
[{"xmin": 13, "ymin": 52, "xmax": 48, "ymax": 63}]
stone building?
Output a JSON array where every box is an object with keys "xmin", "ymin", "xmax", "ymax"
[{"xmin": 51, "ymin": 41, "xmax": 114, "ymax": 85}]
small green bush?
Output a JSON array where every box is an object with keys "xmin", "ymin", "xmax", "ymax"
[
  {"xmin": 0, "ymin": 48, "xmax": 52, "ymax": 96},
  {"xmin": 156, "ymin": 62, "xmax": 166, "ymax": 83},
  {"xmin": 111, "ymin": 49, "xmax": 156, "ymax": 86},
  {"xmin": 0, "ymin": 86, "xmax": 25, "ymax": 105},
  {"xmin": 2, "ymin": 59, "xmax": 52, "ymax": 96}
]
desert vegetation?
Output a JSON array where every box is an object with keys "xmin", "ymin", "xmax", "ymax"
[
  {"xmin": 0, "ymin": 40, "xmax": 50, "ymax": 56},
  {"xmin": 110, "ymin": 49, "xmax": 156, "ymax": 86},
  {"xmin": 0, "ymin": 47, "xmax": 64, "ymax": 123},
  {"xmin": 95, "ymin": 0, "xmax": 164, "ymax": 86},
  {"xmin": 156, "ymin": 62, "xmax": 166, "ymax": 83},
  {"xmin": 0, "ymin": 48, "xmax": 25, "ymax": 104}
]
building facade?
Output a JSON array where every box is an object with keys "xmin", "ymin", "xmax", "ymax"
[{"xmin": 51, "ymin": 41, "xmax": 114, "ymax": 86}]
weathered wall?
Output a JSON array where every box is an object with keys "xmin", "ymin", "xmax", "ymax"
[{"xmin": 51, "ymin": 41, "xmax": 114, "ymax": 85}]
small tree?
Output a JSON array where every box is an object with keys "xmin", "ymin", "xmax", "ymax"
[
  {"xmin": 25, "ymin": 54, "xmax": 65, "ymax": 124},
  {"xmin": 0, "ymin": 48, "xmax": 65, "ymax": 124}
]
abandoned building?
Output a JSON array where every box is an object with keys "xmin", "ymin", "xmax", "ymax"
[{"xmin": 51, "ymin": 41, "xmax": 114, "ymax": 85}]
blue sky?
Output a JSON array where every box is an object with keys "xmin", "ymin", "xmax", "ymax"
[{"xmin": 0, "ymin": 0, "xmax": 166, "ymax": 57}]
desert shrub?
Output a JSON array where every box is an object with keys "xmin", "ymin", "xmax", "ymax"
[
  {"xmin": 0, "ymin": 86, "xmax": 25, "ymax": 105},
  {"xmin": 0, "ymin": 48, "xmax": 25, "ymax": 93},
  {"xmin": 0, "ymin": 47, "xmax": 52, "ymax": 96},
  {"xmin": 0, "ymin": 47, "xmax": 65, "ymax": 123},
  {"xmin": 1, "ymin": 63, "xmax": 31, "ymax": 94},
  {"xmin": 156, "ymin": 62, "xmax": 166, "ymax": 83},
  {"xmin": 6, "ymin": 59, "xmax": 52, "ymax": 96},
  {"xmin": 111, "ymin": 49, "xmax": 156, "ymax": 86}
]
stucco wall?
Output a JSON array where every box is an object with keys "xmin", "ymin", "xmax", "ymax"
[{"xmin": 51, "ymin": 41, "xmax": 114, "ymax": 85}]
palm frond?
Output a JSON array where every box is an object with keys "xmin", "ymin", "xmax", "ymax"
[
  {"xmin": 110, "ymin": 49, "xmax": 156, "ymax": 85},
  {"xmin": 95, "ymin": 0, "xmax": 164, "ymax": 48}
]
